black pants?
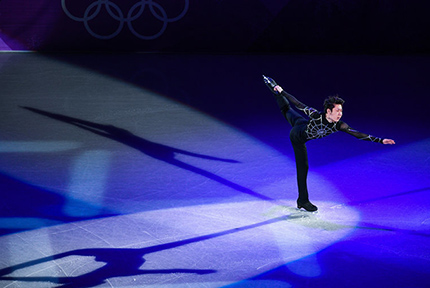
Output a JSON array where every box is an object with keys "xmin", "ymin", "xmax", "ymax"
[{"xmin": 278, "ymin": 96, "xmax": 310, "ymax": 203}]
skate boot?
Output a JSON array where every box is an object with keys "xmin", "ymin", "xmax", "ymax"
[
  {"xmin": 297, "ymin": 200, "xmax": 318, "ymax": 212},
  {"xmin": 262, "ymin": 75, "xmax": 279, "ymax": 93}
]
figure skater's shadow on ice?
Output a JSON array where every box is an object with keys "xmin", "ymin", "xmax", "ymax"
[
  {"xmin": 0, "ymin": 247, "xmax": 215, "ymax": 288},
  {"xmin": 21, "ymin": 106, "xmax": 274, "ymax": 201},
  {"xmin": 0, "ymin": 215, "xmax": 288, "ymax": 287}
]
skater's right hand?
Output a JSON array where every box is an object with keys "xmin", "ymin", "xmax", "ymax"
[
  {"xmin": 382, "ymin": 139, "xmax": 395, "ymax": 145},
  {"xmin": 274, "ymin": 85, "xmax": 283, "ymax": 93}
]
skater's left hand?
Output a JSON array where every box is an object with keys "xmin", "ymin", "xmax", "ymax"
[
  {"xmin": 274, "ymin": 85, "xmax": 283, "ymax": 93},
  {"xmin": 382, "ymin": 139, "xmax": 395, "ymax": 145}
]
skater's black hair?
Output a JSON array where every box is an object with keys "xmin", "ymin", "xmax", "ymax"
[{"xmin": 324, "ymin": 95, "xmax": 345, "ymax": 113}]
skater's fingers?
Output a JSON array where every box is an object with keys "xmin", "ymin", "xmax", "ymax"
[
  {"xmin": 383, "ymin": 139, "xmax": 395, "ymax": 145},
  {"xmin": 274, "ymin": 85, "xmax": 283, "ymax": 93}
]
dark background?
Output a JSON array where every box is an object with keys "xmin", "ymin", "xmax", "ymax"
[{"xmin": 1, "ymin": 0, "xmax": 429, "ymax": 54}]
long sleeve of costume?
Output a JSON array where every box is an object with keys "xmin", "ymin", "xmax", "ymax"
[
  {"xmin": 273, "ymin": 88, "xmax": 385, "ymax": 144},
  {"xmin": 339, "ymin": 122, "xmax": 383, "ymax": 143},
  {"xmin": 280, "ymin": 91, "xmax": 307, "ymax": 110},
  {"xmin": 276, "ymin": 90, "xmax": 318, "ymax": 118}
]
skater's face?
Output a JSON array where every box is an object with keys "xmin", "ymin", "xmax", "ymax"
[{"xmin": 326, "ymin": 104, "xmax": 343, "ymax": 123}]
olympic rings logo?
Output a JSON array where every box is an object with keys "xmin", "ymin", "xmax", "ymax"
[{"xmin": 61, "ymin": 0, "xmax": 189, "ymax": 40}]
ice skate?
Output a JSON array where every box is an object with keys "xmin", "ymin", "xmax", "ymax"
[
  {"xmin": 262, "ymin": 75, "xmax": 279, "ymax": 93},
  {"xmin": 297, "ymin": 201, "xmax": 318, "ymax": 212}
]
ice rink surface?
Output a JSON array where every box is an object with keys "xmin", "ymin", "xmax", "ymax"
[{"xmin": 0, "ymin": 53, "xmax": 429, "ymax": 287}]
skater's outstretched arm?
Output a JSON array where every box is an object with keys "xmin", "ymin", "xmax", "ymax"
[
  {"xmin": 263, "ymin": 75, "xmax": 316, "ymax": 116},
  {"xmin": 339, "ymin": 122, "xmax": 395, "ymax": 144},
  {"xmin": 273, "ymin": 86, "xmax": 307, "ymax": 110},
  {"xmin": 274, "ymin": 85, "xmax": 321, "ymax": 118}
]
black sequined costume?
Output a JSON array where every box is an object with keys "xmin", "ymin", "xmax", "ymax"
[
  {"xmin": 276, "ymin": 91, "xmax": 383, "ymax": 143},
  {"xmin": 272, "ymin": 86, "xmax": 384, "ymax": 210}
]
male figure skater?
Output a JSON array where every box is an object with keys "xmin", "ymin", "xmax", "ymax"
[{"xmin": 263, "ymin": 75, "xmax": 395, "ymax": 212}]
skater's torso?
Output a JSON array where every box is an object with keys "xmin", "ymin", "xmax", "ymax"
[{"xmin": 295, "ymin": 106, "xmax": 383, "ymax": 144}]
